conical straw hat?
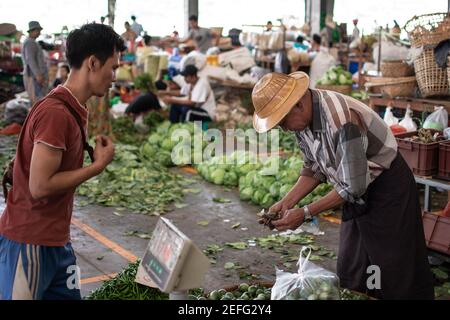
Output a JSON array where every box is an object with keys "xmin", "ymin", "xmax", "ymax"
[{"xmin": 252, "ymin": 71, "xmax": 310, "ymax": 133}]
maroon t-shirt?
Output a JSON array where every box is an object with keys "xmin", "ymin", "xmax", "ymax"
[{"xmin": 0, "ymin": 86, "xmax": 88, "ymax": 246}]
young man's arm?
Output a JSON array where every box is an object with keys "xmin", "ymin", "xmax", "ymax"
[{"xmin": 29, "ymin": 135, "xmax": 114, "ymax": 200}]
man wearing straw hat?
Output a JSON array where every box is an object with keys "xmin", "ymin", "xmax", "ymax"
[
  {"xmin": 22, "ymin": 21, "xmax": 48, "ymax": 104},
  {"xmin": 252, "ymin": 71, "xmax": 434, "ymax": 300}
]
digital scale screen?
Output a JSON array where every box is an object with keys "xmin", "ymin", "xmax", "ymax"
[{"xmin": 141, "ymin": 218, "xmax": 187, "ymax": 290}]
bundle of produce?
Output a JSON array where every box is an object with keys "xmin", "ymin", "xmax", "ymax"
[
  {"xmin": 316, "ymin": 65, "xmax": 353, "ymax": 86},
  {"xmin": 190, "ymin": 283, "xmax": 272, "ymax": 301},
  {"xmin": 78, "ymin": 144, "xmax": 186, "ymax": 215},
  {"xmin": 111, "ymin": 112, "xmax": 166, "ymax": 145},
  {"xmin": 87, "ymin": 261, "xmax": 169, "ymax": 300},
  {"xmin": 196, "ymin": 151, "xmax": 261, "ymax": 187},
  {"xmin": 271, "ymin": 247, "xmax": 341, "ymax": 300}
]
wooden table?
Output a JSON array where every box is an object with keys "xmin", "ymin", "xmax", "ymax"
[
  {"xmin": 208, "ymin": 76, "xmax": 255, "ymax": 90},
  {"xmin": 368, "ymin": 96, "xmax": 450, "ymax": 114}
]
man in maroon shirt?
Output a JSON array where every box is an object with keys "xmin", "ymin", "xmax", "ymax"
[{"xmin": 0, "ymin": 23, "xmax": 126, "ymax": 300}]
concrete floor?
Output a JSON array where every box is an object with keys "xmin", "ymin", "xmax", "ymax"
[
  {"xmin": 0, "ymin": 168, "xmax": 341, "ymax": 298},
  {"xmin": 72, "ymin": 169, "xmax": 341, "ymax": 297}
]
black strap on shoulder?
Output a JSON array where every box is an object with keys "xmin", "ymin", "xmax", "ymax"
[{"xmin": 48, "ymin": 92, "xmax": 95, "ymax": 163}]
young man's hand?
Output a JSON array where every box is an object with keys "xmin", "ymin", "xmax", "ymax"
[{"xmin": 93, "ymin": 135, "xmax": 115, "ymax": 172}]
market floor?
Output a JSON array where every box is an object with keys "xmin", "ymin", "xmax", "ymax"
[
  {"xmin": 73, "ymin": 169, "xmax": 342, "ymax": 297},
  {"xmin": 0, "ymin": 168, "xmax": 341, "ymax": 298}
]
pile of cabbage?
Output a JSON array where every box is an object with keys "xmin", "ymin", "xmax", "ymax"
[
  {"xmin": 139, "ymin": 121, "xmax": 206, "ymax": 167},
  {"xmin": 238, "ymin": 156, "xmax": 333, "ymax": 209},
  {"xmin": 316, "ymin": 66, "xmax": 353, "ymax": 86},
  {"xmin": 196, "ymin": 151, "xmax": 261, "ymax": 187}
]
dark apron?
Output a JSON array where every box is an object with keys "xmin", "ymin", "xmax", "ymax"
[{"xmin": 337, "ymin": 153, "xmax": 435, "ymax": 300}]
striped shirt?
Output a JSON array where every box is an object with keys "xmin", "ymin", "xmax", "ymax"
[{"xmin": 295, "ymin": 89, "xmax": 398, "ymax": 204}]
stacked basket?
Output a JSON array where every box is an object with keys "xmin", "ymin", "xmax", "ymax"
[
  {"xmin": 405, "ymin": 13, "xmax": 450, "ymax": 98},
  {"xmin": 364, "ymin": 60, "xmax": 416, "ymax": 98}
]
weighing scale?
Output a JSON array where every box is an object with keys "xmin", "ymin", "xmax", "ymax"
[{"xmin": 135, "ymin": 217, "xmax": 210, "ymax": 299}]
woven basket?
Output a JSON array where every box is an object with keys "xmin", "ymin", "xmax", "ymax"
[
  {"xmin": 448, "ymin": 56, "xmax": 450, "ymax": 89},
  {"xmin": 381, "ymin": 60, "xmax": 414, "ymax": 77},
  {"xmin": 315, "ymin": 84, "xmax": 352, "ymax": 95},
  {"xmin": 365, "ymin": 76, "xmax": 417, "ymax": 98},
  {"xmin": 405, "ymin": 13, "xmax": 450, "ymax": 48},
  {"xmin": 414, "ymin": 48, "xmax": 449, "ymax": 97}
]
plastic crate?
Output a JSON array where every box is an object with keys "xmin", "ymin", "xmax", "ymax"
[
  {"xmin": 422, "ymin": 212, "xmax": 450, "ymax": 255},
  {"xmin": 438, "ymin": 140, "xmax": 450, "ymax": 181},
  {"xmin": 395, "ymin": 131, "xmax": 440, "ymax": 176}
]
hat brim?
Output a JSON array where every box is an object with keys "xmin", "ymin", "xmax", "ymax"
[
  {"xmin": 28, "ymin": 27, "xmax": 43, "ymax": 33},
  {"xmin": 253, "ymin": 72, "xmax": 309, "ymax": 133}
]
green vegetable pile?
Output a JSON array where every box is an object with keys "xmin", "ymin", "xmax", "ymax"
[
  {"xmin": 238, "ymin": 156, "xmax": 332, "ymax": 209},
  {"xmin": 317, "ymin": 65, "xmax": 353, "ymax": 86},
  {"xmin": 0, "ymin": 136, "xmax": 17, "ymax": 171},
  {"xmin": 282, "ymin": 278, "xmax": 340, "ymax": 300},
  {"xmin": 197, "ymin": 151, "xmax": 261, "ymax": 187},
  {"xmin": 432, "ymin": 265, "xmax": 450, "ymax": 300},
  {"xmin": 236, "ymin": 123, "xmax": 299, "ymax": 153},
  {"xmin": 140, "ymin": 121, "xmax": 207, "ymax": 167},
  {"xmin": 350, "ymin": 90, "xmax": 369, "ymax": 100},
  {"xmin": 190, "ymin": 283, "xmax": 272, "ymax": 301},
  {"xmin": 87, "ymin": 261, "xmax": 169, "ymax": 300},
  {"xmin": 78, "ymin": 144, "xmax": 186, "ymax": 215},
  {"xmin": 111, "ymin": 112, "xmax": 166, "ymax": 145}
]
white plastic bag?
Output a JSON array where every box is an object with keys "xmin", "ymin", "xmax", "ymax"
[
  {"xmin": 383, "ymin": 107, "xmax": 399, "ymax": 126},
  {"xmin": 271, "ymin": 247, "xmax": 340, "ymax": 300},
  {"xmin": 399, "ymin": 106, "xmax": 417, "ymax": 132},
  {"xmin": 423, "ymin": 106, "xmax": 448, "ymax": 131}
]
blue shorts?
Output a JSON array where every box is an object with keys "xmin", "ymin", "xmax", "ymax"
[{"xmin": 0, "ymin": 235, "xmax": 81, "ymax": 300}]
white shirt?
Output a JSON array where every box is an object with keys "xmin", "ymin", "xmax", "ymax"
[{"xmin": 180, "ymin": 77, "xmax": 216, "ymax": 119}]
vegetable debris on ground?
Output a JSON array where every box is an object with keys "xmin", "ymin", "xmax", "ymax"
[{"xmin": 77, "ymin": 144, "xmax": 187, "ymax": 215}]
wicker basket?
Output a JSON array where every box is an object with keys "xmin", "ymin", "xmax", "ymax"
[
  {"xmin": 364, "ymin": 76, "xmax": 417, "ymax": 98},
  {"xmin": 381, "ymin": 60, "xmax": 414, "ymax": 77},
  {"xmin": 414, "ymin": 48, "xmax": 449, "ymax": 97},
  {"xmin": 315, "ymin": 84, "xmax": 352, "ymax": 95},
  {"xmin": 405, "ymin": 13, "xmax": 450, "ymax": 48},
  {"xmin": 448, "ymin": 56, "xmax": 450, "ymax": 89}
]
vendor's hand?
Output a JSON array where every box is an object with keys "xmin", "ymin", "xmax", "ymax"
[
  {"xmin": 271, "ymin": 208, "xmax": 305, "ymax": 232},
  {"xmin": 93, "ymin": 135, "xmax": 115, "ymax": 172},
  {"xmin": 269, "ymin": 199, "xmax": 294, "ymax": 216}
]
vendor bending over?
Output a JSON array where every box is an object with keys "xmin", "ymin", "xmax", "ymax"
[
  {"xmin": 253, "ymin": 71, "xmax": 434, "ymax": 300},
  {"xmin": 161, "ymin": 65, "xmax": 216, "ymax": 124}
]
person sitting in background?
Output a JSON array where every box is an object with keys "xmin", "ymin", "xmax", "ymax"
[
  {"xmin": 293, "ymin": 35, "xmax": 309, "ymax": 51},
  {"xmin": 266, "ymin": 21, "xmax": 273, "ymax": 32},
  {"xmin": 125, "ymin": 72, "xmax": 162, "ymax": 121},
  {"xmin": 53, "ymin": 64, "xmax": 70, "ymax": 88},
  {"xmin": 161, "ymin": 65, "xmax": 215, "ymax": 123},
  {"xmin": 124, "ymin": 90, "xmax": 161, "ymax": 121}
]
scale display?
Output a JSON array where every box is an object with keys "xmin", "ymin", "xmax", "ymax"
[{"xmin": 141, "ymin": 218, "xmax": 190, "ymax": 291}]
